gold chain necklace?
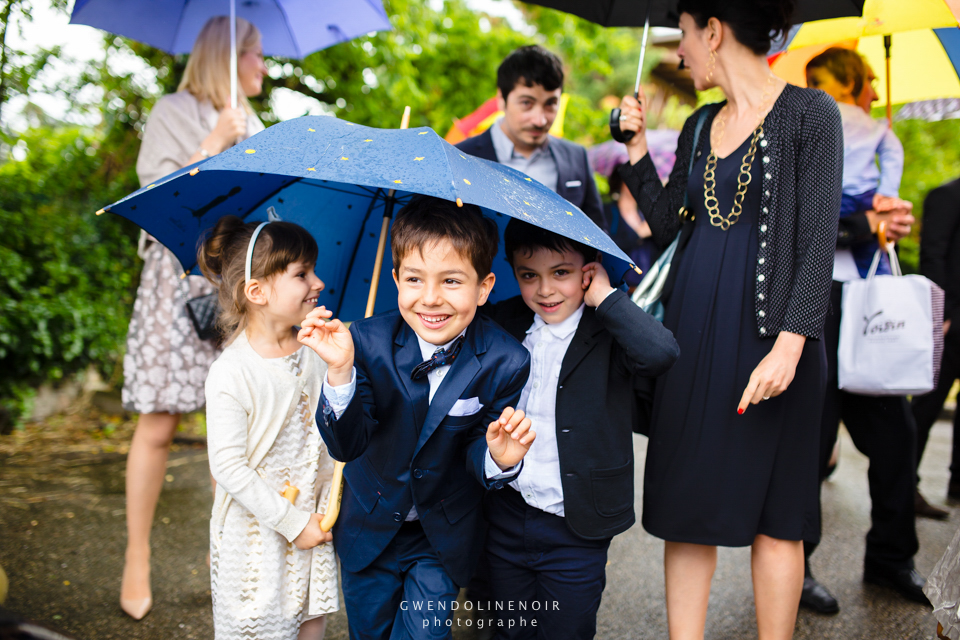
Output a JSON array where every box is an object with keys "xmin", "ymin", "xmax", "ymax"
[{"xmin": 704, "ymin": 74, "xmax": 777, "ymax": 230}]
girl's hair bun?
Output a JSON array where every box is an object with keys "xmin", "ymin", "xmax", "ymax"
[{"xmin": 197, "ymin": 215, "xmax": 245, "ymax": 279}]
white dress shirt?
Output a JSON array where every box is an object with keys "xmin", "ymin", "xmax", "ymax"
[
  {"xmin": 489, "ymin": 117, "xmax": 559, "ymax": 193},
  {"xmin": 321, "ymin": 329, "xmax": 514, "ymax": 521},
  {"xmin": 510, "ymin": 303, "xmax": 585, "ymax": 516}
]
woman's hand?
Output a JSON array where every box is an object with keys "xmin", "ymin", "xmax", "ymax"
[
  {"xmin": 207, "ymin": 107, "xmax": 248, "ymax": 154},
  {"xmin": 618, "ymin": 89, "xmax": 649, "ymax": 164},
  {"xmin": 737, "ymin": 332, "xmax": 806, "ymax": 414},
  {"xmin": 297, "ymin": 306, "xmax": 355, "ymax": 385},
  {"xmin": 293, "ymin": 513, "xmax": 333, "ymax": 550}
]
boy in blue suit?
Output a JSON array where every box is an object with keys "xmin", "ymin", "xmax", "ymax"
[
  {"xmin": 479, "ymin": 220, "xmax": 679, "ymax": 639},
  {"xmin": 298, "ymin": 195, "xmax": 536, "ymax": 640}
]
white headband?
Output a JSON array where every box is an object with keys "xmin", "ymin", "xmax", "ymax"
[{"xmin": 245, "ymin": 221, "xmax": 270, "ymax": 284}]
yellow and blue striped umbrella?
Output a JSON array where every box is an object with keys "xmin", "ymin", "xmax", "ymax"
[{"xmin": 771, "ymin": 0, "xmax": 960, "ymax": 114}]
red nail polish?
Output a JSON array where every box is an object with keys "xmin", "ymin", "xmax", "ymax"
[{"xmin": 737, "ymin": 408, "xmax": 744, "ymax": 415}]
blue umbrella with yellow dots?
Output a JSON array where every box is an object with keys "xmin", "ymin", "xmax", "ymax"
[{"xmin": 97, "ymin": 115, "xmax": 635, "ymax": 321}]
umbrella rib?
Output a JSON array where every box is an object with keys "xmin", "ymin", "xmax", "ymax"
[
  {"xmin": 335, "ymin": 188, "xmax": 387, "ymax": 314},
  {"xmin": 271, "ymin": 0, "xmax": 301, "ymax": 58},
  {"xmin": 238, "ymin": 177, "xmax": 304, "ymax": 222}
]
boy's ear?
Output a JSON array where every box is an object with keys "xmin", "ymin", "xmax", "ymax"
[
  {"xmin": 477, "ymin": 271, "xmax": 496, "ymax": 306},
  {"xmin": 392, "ymin": 268, "xmax": 399, "ymax": 288},
  {"xmin": 244, "ymin": 279, "xmax": 268, "ymax": 306},
  {"xmin": 496, "ymin": 88, "xmax": 506, "ymax": 113}
]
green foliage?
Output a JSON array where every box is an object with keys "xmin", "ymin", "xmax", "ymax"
[
  {"xmin": 0, "ymin": 126, "xmax": 141, "ymax": 418},
  {"xmin": 891, "ymin": 113, "xmax": 960, "ymax": 275}
]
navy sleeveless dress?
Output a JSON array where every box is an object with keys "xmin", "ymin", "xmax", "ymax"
[{"xmin": 642, "ymin": 130, "xmax": 827, "ymax": 547}]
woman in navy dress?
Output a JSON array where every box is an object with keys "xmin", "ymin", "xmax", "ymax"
[{"xmin": 616, "ymin": 0, "xmax": 842, "ymax": 637}]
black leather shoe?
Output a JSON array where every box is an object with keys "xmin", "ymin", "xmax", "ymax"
[
  {"xmin": 916, "ymin": 489, "xmax": 950, "ymax": 520},
  {"xmin": 863, "ymin": 564, "xmax": 931, "ymax": 606},
  {"xmin": 800, "ymin": 576, "xmax": 840, "ymax": 614}
]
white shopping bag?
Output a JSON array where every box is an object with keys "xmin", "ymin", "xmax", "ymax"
[{"xmin": 838, "ymin": 244, "xmax": 944, "ymax": 396}]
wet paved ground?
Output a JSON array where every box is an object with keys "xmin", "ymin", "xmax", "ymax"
[{"xmin": 1, "ymin": 421, "xmax": 957, "ymax": 639}]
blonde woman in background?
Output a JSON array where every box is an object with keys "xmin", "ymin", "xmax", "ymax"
[{"xmin": 120, "ymin": 15, "xmax": 267, "ymax": 621}]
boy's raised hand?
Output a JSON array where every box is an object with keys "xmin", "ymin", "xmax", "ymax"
[
  {"xmin": 297, "ymin": 306, "xmax": 355, "ymax": 384},
  {"xmin": 487, "ymin": 407, "xmax": 536, "ymax": 471},
  {"xmin": 582, "ymin": 262, "xmax": 615, "ymax": 308}
]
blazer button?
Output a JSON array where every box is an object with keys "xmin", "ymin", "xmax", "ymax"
[
  {"xmin": 493, "ymin": 480, "xmax": 503, "ymax": 490},
  {"xmin": 393, "ymin": 512, "xmax": 402, "ymax": 522},
  {"xmin": 413, "ymin": 469, "xmax": 423, "ymax": 479}
]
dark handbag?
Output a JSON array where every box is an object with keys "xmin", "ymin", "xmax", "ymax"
[
  {"xmin": 185, "ymin": 292, "xmax": 221, "ymax": 341},
  {"xmin": 176, "ymin": 274, "xmax": 221, "ymax": 342}
]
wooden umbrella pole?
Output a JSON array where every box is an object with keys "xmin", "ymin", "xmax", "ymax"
[
  {"xmin": 364, "ymin": 106, "xmax": 412, "ymax": 318},
  {"xmin": 884, "ymin": 35, "xmax": 892, "ymax": 125},
  {"xmin": 321, "ymin": 106, "xmax": 413, "ymax": 533}
]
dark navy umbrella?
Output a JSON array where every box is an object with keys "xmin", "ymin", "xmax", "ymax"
[{"xmin": 98, "ymin": 116, "xmax": 636, "ymax": 321}]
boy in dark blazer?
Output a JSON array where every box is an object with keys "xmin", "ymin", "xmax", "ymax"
[
  {"xmin": 299, "ymin": 196, "xmax": 536, "ymax": 640},
  {"xmin": 481, "ymin": 220, "xmax": 679, "ymax": 639}
]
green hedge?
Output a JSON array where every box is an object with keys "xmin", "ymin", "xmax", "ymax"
[{"xmin": 0, "ymin": 126, "xmax": 141, "ymax": 422}]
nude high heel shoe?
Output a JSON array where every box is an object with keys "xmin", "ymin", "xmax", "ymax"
[
  {"xmin": 121, "ymin": 595, "xmax": 153, "ymax": 620},
  {"xmin": 120, "ymin": 557, "xmax": 152, "ymax": 620}
]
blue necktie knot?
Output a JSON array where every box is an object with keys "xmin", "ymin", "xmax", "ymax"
[{"xmin": 411, "ymin": 335, "xmax": 465, "ymax": 380}]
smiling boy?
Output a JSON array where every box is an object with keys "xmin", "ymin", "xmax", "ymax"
[
  {"xmin": 479, "ymin": 220, "xmax": 678, "ymax": 639},
  {"xmin": 298, "ymin": 195, "xmax": 536, "ymax": 640}
]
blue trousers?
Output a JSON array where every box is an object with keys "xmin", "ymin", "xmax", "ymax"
[
  {"xmin": 482, "ymin": 489, "xmax": 611, "ymax": 640},
  {"xmin": 341, "ymin": 521, "xmax": 459, "ymax": 640}
]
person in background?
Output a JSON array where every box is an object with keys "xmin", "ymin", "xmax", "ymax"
[
  {"xmin": 607, "ymin": 166, "xmax": 655, "ymax": 289},
  {"xmin": 119, "ymin": 15, "xmax": 267, "ymax": 621},
  {"xmin": 912, "ymin": 176, "xmax": 960, "ymax": 508},
  {"xmin": 617, "ymin": 0, "xmax": 841, "ymax": 636},
  {"xmin": 799, "ymin": 48, "xmax": 928, "ymax": 616},
  {"xmin": 457, "ymin": 45, "xmax": 607, "ymax": 231}
]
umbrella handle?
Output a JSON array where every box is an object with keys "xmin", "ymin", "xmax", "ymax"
[
  {"xmin": 610, "ymin": 10, "xmax": 650, "ymax": 143},
  {"xmin": 230, "ymin": 0, "xmax": 238, "ymax": 111},
  {"xmin": 877, "ymin": 220, "xmax": 889, "ymax": 251}
]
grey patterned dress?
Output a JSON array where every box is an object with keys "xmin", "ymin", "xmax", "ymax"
[{"xmin": 122, "ymin": 91, "xmax": 263, "ymax": 413}]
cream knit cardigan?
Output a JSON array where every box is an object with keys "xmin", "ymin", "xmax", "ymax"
[{"xmin": 206, "ymin": 330, "xmax": 328, "ymax": 542}]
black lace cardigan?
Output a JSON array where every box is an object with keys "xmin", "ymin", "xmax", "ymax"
[{"xmin": 619, "ymin": 83, "xmax": 843, "ymax": 340}]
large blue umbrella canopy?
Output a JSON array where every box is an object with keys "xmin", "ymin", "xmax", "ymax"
[
  {"xmin": 99, "ymin": 116, "xmax": 635, "ymax": 321},
  {"xmin": 69, "ymin": 0, "xmax": 392, "ymax": 58}
]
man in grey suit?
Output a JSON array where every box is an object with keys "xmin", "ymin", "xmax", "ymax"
[{"xmin": 457, "ymin": 45, "xmax": 607, "ymax": 232}]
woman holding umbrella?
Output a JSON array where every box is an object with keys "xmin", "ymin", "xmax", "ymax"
[
  {"xmin": 617, "ymin": 0, "xmax": 841, "ymax": 637},
  {"xmin": 120, "ymin": 15, "xmax": 266, "ymax": 620}
]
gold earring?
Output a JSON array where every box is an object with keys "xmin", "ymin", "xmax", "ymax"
[{"xmin": 705, "ymin": 49, "xmax": 717, "ymax": 83}]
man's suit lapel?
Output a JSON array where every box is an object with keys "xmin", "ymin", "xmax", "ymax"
[
  {"xmin": 394, "ymin": 323, "xmax": 429, "ymax": 431},
  {"xmin": 558, "ymin": 307, "xmax": 603, "ymax": 385},
  {"xmin": 550, "ymin": 138, "xmax": 575, "ymax": 202},
  {"xmin": 414, "ymin": 321, "xmax": 486, "ymax": 456}
]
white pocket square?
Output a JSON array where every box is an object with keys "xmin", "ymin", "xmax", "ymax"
[
  {"xmin": 449, "ymin": 397, "xmax": 483, "ymax": 417},
  {"xmin": 565, "ymin": 180, "xmax": 582, "ymax": 188}
]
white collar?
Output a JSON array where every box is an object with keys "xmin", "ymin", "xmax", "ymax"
[
  {"xmin": 490, "ymin": 117, "xmax": 550, "ymax": 161},
  {"xmin": 527, "ymin": 303, "xmax": 584, "ymax": 340},
  {"xmin": 416, "ymin": 329, "xmax": 467, "ymax": 361}
]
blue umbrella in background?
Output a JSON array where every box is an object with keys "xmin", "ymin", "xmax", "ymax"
[
  {"xmin": 70, "ymin": 0, "xmax": 392, "ymax": 108},
  {"xmin": 96, "ymin": 115, "xmax": 636, "ymax": 321}
]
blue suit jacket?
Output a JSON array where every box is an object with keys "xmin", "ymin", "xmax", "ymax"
[
  {"xmin": 456, "ymin": 128, "xmax": 608, "ymax": 232},
  {"xmin": 317, "ymin": 310, "xmax": 531, "ymax": 586}
]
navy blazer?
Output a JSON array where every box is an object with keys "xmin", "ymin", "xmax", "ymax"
[
  {"xmin": 318, "ymin": 310, "xmax": 531, "ymax": 586},
  {"xmin": 485, "ymin": 291, "xmax": 679, "ymax": 539},
  {"xmin": 456, "ymin": 128, "xmax": 608, "ymax": 232}
]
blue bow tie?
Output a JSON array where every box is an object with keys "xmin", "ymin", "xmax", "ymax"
[{"xmin": 411, "ymin": 335, "xmax": 465, "ymax": 381}]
